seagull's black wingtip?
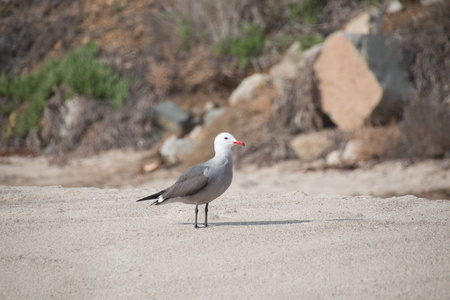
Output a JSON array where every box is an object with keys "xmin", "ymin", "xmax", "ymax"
[{"xmin": 135, "ymin": 190, "xmax": 165, "ymax": 203}]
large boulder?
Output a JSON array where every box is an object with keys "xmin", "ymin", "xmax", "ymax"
[{"xmin": 314, "ymin": 31, "xmax": 413, "ymax": 130}]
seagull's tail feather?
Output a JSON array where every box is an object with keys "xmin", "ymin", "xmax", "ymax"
[{"xmin": 136, "ymin": 190, "xmax": 165, "ymax": 204}]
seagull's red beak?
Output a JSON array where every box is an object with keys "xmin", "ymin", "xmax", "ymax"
[{"xmin": 233, "ymin": 140, "xmax": 245, "ymax": 146}]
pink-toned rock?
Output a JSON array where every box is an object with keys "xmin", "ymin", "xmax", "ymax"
[
  {"xmin": 314, "ymin": 32, "xmax": 411, "ymax": 130},
  {"xmin": 314, "ymin": 33, "xmax": 383, "ymax": 130},
  {"xmin": 342, "ymin": 12, "xmax": 371, "ymax": 34},
  {"xmin": 341, "ymin": 9, "xmax": 383, "ymax": 34}
]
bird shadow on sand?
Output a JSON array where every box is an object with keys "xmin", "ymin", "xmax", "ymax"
[{"xmin": 181, "ymin": 218, "xmax": 363, "ymax": 227}]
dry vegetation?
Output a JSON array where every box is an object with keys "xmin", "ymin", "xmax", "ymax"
[
  {"xmin": 0, "ymin": 0, "xmax": 448, "ymax": 164},
  {"xmin": 388, "ymin": 4, "xmax": 450, "ymax": 159}
]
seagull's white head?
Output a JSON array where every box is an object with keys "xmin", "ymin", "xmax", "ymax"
[{"xmin": 214, "ymin": 132, "xmax": 245, "ymax": 153}]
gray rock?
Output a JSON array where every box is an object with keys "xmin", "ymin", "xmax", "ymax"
[
  {"xmin": 40, "ymin": 92, "xmax": 109, "ymax": 154},
  {"xmin": 349, "ymin": 33, "xmax": 413, "ymax": 124},
  {"xmin": 152, "ymin": 101, "xmax": 192, "ymax": 134},
  {"xmin": 386, "ymin": 0, "xmax": 404, "ymax": 13},
  {"xmin": 420, "ymin": 0, "xmax": 444, "ymax": 6},
  {"xmin": 25, "ymin": 129, "xmax": 42, "ymax": 153},
  {"xmin": 204, "ymin": 108, "xmax": 226, "ymax": 126},
  {"xmin": 159, "ymin": 135, "xmax": 196, "ymax": 163},
  {"xmin": 270, "ymin": 42, "xmax": 322, "ymax": 96},
  {"xmin": 229, "ymin": 73, "xmax": 270, "ymax": 105}
]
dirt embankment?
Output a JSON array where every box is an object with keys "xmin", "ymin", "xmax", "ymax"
[{"xmin": 1, "ymin": 151, "xmax": 450, "ymax": 199}]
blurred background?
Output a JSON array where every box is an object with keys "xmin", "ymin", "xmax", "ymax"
[{"xmin": 0, "ymin": 0, "xmax": 449, "ymax": 198}]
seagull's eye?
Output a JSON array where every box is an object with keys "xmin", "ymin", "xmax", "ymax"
[{"xmin": 224, "ymin": 137, "xmax": 228, "ymax": 140}]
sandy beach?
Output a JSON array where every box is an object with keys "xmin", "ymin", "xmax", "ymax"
[{"xmin": 1, "ymin": 182, "xmax": 449, "ymax": 299}]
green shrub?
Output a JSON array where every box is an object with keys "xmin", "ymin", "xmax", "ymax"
[
  {"xmin": 213, "ymin": 24, "xmax": 265, "ymax": 68},
  {"xmin": 301, "ymin": 0, "xmax": 320, "ymax": 24},
  {"xmin": 289, "ymin": 0, "xmax": 320, "ymax": 24},
  {"xmin": 178, "ymin": 19, "xmax": 193, "ymax": 50},
  {"xmin": 110, "ymin": 0, "xmax": 123, "ymax": 14},
  {"xmin": 0, "ymin": 74, "xmax": 9, "ymax": 96},
  {"xmin": 0, "ymin": 42, "xmax": 131, "ymax": 137},
  {"xmin": 358, "ymin": 0, "xmax": 383, "ymax": 6},
  {"xmin": 297, "ymin": 33, "xmax": 324, "ymax": 51},
  {"xmin": 277, "ymin": 33, "xmax": 293, "ymax": 51}
]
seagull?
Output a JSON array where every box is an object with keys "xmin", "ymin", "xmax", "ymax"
[{"xmin": 136, "ymin": 132, "xmax": 245, "ymax": 228}]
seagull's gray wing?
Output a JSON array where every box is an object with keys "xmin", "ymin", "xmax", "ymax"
[{"xmin": 163, "ymin": 165, "xmax": 209, "ymax": 199}]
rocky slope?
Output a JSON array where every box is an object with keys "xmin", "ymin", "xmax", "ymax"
[{"xmin": 1, "ymin": 0, "xmax": 449, "ymax": 167}]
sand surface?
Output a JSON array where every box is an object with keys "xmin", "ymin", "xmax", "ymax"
[
  {"xmin": 1, "ymin": 185, "xmax": 449, "ymax": 299},
  {"xmin": 1, "ymin": 153, "xmax": 450, "ymax": 298}
]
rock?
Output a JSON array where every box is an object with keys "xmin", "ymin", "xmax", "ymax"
[
  {"xmin": 40, "ymin": 92, "xmax": 109, "ymax": 154},
  {"xmin": 342, "ymin": 12, "xmax": 371, "ymax": 34},
  {"xmin": 204, "ymin": 101, "xmax": 215, "ymax": 112},
  {"xmin": 188, "ymin": 125, "xmax": 203, "ymax": 140},
  {"xmin": 25, "ymin": 129, "xmax": 42, "ymax": 153},
  {"xmin": 270, "ymin": 42, "xmax": 322, "ymax": 95},
  {"xmin": 159, "ymin": 135, "xmax": 196, "ymax": 163},
  {"xmin": 152, "ymin": 101, "xmax": 192, "ymax": 134},
  {"xmin": 314, "ymin": 32, "xmax": 412, "ymax": 130},
  {"xmin": 342, "ymin": 9, "xmax": 383, "ymax": 34},
  {"xmin": 142, "ymin": 161, "xmax": 163, "ymax": 173},
  {"xmin": 342, "ymin": 139, "xmax": 366, "ymax": 163},
  {"xmin": 204, "ymin": 108, "xmax": 226, "ymax": 126},
  {"xmin": 420, "ymin": 0, "xmax": 444, "ymax": 6},
  {"xmin": 326, "ymin": 150, "xmax": 343, "ymax": 167},
  {"xmin": 269, "ymin": 41, "xmax": 324, "ymax": 134},
  {"xmin": 181, "ymin": 84, "xmax": 278, "ymax": 168},
  {"xmin": 289, "ymin": 130, "xmax": 333, "ymax": 161},
  {"xmin": 229, "ymin": 73, "xmax": 271, "ymax": 105},
  {"xmin": 386, "ymin": 0, "xmax": 404, "ymax": 13},
  {"xmin": 342, "ymin": 126, "xmax": 402, "ymax": 163},
  {"xmin": 280, "ymin": 41, "xmax": 304, "ymax": 64},
  {"xmin": 270, "ymin": 42, "xmax": 303, "ymax": 83},
  {"xmin": 40, "ymin": 89, "xmax": 65, "ymax": 146}
]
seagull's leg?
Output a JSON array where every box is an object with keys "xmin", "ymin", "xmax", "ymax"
[
  {"xmin": 204, "ymin": 203, "xmax": 209, "ymax": 227},
  {"xmin": 194, "ymin": 204, "xmax": 199, "ymax": 228}
]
